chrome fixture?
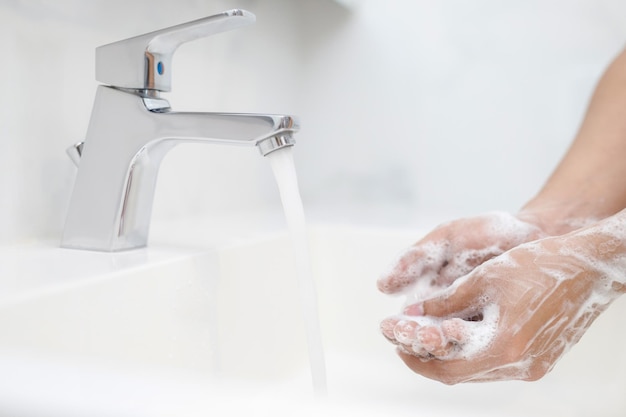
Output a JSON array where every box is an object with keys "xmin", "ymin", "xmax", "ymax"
[{"xmin": 62, "ymin": 10, "xmax": 299, "ymax": 252}]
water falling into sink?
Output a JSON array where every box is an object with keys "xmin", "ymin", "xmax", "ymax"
[{"xmin": 267, "ymin": 146, "xmax": 327, "ymax": 396}]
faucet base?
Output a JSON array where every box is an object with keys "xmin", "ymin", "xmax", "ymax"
[{"xmin": 62, "ymin": 86, "xmax": 300, "ymax": 252}]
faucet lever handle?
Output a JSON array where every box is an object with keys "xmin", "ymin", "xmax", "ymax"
[{"xmin": 95, "ymin": 9, "xmax": 255, "ymax": 92}]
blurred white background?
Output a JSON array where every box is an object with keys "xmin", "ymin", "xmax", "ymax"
[{"xmin": 1, "ymin": 0, "xmax": 625, "ymax": 246}]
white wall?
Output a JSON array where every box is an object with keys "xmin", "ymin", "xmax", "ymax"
[
  {"xmin": 1, "ymin": 0, "xmax": 625, "ymax": 246},
  {"xmin": 295, "ymin": 0, "xmax": 626, "ymax": 220}
]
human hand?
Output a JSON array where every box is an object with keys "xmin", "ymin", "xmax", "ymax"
[
  {"xmin": 377, "ymin": 212, "xmax": 547, "ymax": 301},
  {"xmin": 380, "ymin": 213, "xmax": 626, "ymax": 384}
]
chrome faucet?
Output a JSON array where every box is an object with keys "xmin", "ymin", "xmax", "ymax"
[{"xmin": 62, "ymin": 9, "xmax": 299, "ymax": 252}]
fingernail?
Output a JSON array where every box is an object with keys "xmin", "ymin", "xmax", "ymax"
[
  {"xmin": 394, "ymin": 320, "xmax": 417, "ymax": 344},
  {"xmin": 403, "ymin": 303, "xmax": 424, "ymax": 316},
  {"xmin": 380, "ymin": 319, "xmax": 396, "ymax": 339}
]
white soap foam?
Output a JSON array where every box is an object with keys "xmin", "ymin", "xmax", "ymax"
[{"xmin": 454, "ymin": 303, "xmax": 500, "ymax": 360}]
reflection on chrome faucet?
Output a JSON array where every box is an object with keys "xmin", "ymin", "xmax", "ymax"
[{"xmin": 62, "ymin": 9, "xmax": 299, "ymax": 252}]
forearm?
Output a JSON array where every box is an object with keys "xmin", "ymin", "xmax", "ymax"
[{"xmin": 520, "ymin": 47, "xmax": 626, "ymax": 235}]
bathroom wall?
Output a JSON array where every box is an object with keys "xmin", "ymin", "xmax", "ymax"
[
  {"xmin": 1, "ymin": 0, "xmax": 625, "ymax": 246},
  {"xmin": 294, "ymin": 0, "xmax": 626, "ymax": 223}
]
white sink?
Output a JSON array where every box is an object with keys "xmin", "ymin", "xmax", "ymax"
[{"xmin": 1, "ymin": 224, "xmax": 625, "ymax": 416}]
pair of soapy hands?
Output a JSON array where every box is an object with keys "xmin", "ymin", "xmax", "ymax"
[{"xmin": 377, "ymin": 211, "xmax": 626, "ymax": 384}]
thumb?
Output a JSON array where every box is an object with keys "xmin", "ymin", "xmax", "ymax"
[{"xmin": 405, "ymin": 274, "xmax": 485, "ymax": 319}]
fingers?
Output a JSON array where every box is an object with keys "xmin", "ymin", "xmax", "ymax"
[
  {"xmin": 377, "ymin": 242, "xmax": 447, "ymax": 295},
  {"xmin": 380, "ymin": 273, "xmax": 499, "ymax": 362},
  {"xmin": 377, "ymin": 212, "xmax": 539, "ymax": 296},
  {"xmin": 381, "ymin": 316, "xmax": 469, "ymax": 360},
  {"xmin": 391, "ymin": 309, "xmax": 505, "ymax": 384},
  {"xmin": 379, "ymin": 313, "xmax": 482, "ymax": 361},
  {"xmin": 418, "ymin": 273, "xmax": 487, "ymax": 319}
]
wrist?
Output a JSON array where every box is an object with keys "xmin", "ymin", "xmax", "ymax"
[{"xmin": 517, "ymin": 198, "xmax": 602, "ymax": 236}]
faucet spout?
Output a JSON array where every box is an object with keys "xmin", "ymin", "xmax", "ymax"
[
  {"xmin": 156, "ymin": 106, "xmax": 298, "ymax": 155},
  {"xmin": 61, "ymin": 86, "xmax": 299, "ymax": 251}
]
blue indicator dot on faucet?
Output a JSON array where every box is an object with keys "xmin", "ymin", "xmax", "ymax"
[{"xmin": 157, "ymin": 61, "xmax": 164, "ymax": 75}]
